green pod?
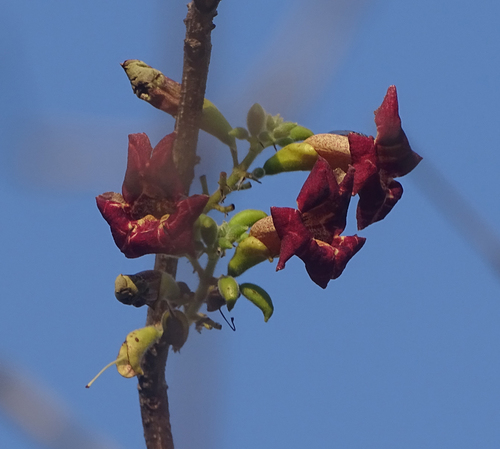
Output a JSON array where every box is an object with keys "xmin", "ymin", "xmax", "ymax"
[
  {"xmin": 263, "ymin": 142, "xmax": 318, "ymax": 175},
  {"xmin": 239, "ymin": 283, "xmax": 274, "ymax": 322},
  {"xmin": 201, "ymin": 99, "xmax": 237, "ymax": 149},
  {"xmin": 225, "ymin": 224, "xmax": 250, "ymax": 243},
  {"xmin": 229, "ymin": 209, "xmax": 268, "ymax": 228},
  {"xmin": 198, "ymin": 214, "xmax": 218, "ymax": 247},
  {"xmin": 289, "ymin": 125, "xmax": 314, "ymax": 141},
  {"xmin": 247, "ymin": 103, "xmax": 267, "ymax": 137},
  {"xmin": 275, "ymin": 137, "xmax": 294, "ymax": 147},
  {"xmin": 218, "ymin": 237, "xmax": 234, "ymax": 250},
  {"xmin": 217, "ymin": 276, "xmax": 241, "ymax": 311},
  {"xmin": 227, "ymin": 236, "xmax": 271, "ymax": 277}
]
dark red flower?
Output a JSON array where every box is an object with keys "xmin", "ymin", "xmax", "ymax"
[
  {"xmin": 96, "ymin": 132, "xmax": 208, "ymax": 258},
  {"xmin": 348, "ymin": 86, "xmax": 421, "ymax": 230},
  {"xmin": 271, "ymin": 157, "xmax": 365, "ymax": 288}
]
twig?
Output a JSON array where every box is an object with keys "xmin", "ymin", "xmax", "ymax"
[{"xmin": 137, "ymin": 2, "xmax": 220, "ymax": 448}]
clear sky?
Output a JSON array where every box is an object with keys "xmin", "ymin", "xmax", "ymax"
[{"xmin": 2, "ymin": 1, "xmax": 500, "ymax": 448}]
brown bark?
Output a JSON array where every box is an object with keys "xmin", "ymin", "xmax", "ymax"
[{"xmin": 137, "ymin": 2, "xmax": 220, "ymax": 448}]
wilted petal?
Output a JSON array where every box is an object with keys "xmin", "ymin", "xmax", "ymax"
[
  {"xmin": 356, "ymin": 176, "xmax": 403, "ymax": 230},
  {"xmin": 374, "ymin": 85, "xmax": 422, "ymax": 177},
  {"xmin": 301, "ymin": 235, "xmax": 366, "ymax": 289},
  {"xmin": 122, "ymin": 132, "xmax": 184, "ymax": 205},
  {"xmin": 96, "ymin": 192, "xmax": 208, "ymax": 258},
  {"xmin": 348, "ymin": 132, "xmax": 378, "ymax": 195},
  {"xmin": 271, "ymin": 207, "xmax": 311, "ymax": 271}
]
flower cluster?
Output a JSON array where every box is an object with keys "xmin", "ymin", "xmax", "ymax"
[
  {"xmin": 96, "ymin": 132, "xmax": 208, "ymax": 258},
  {"xmin": 230, "ymin": 86, "xmax": 421, "ymax": 288}
]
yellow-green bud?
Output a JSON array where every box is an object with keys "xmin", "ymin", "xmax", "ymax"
[
  {"xmin": 217, "ymin": 276, "xmax": 241, "ymax": 311},
  {"xmin": 227, "ymin": 236, "xmax": 272, "ymax": 277},
  {"xmin": 228, "ymin": 127, "xmax": 250, "ymax": 140},
  {"xmin": 263, "ymin": 142, "xmax": 318, "ymax": 175},
  {"xmin": 229, "ymin": 209, "xmax": 268, "ymax": 228},
  {"xmin": 290, "ymin": 125, "xmax": 314, "ymax": 141},
  {"xmin": 239, "ymin": 283, "xmax": 274, "ymax": 322},
  {"xmin": 201, "ymin": 99, "xmax": 237, "ymax": 149},
  {"xmin": 198, "ymin": 214, "xmax": 219, "ymax": 247},
  {"xmin": 159, "ymin": 272, "xmax": 181, "ymax": 302}
]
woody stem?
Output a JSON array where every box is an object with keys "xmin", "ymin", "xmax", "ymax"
[{"xmin": 138, "ymin": 2, "xmax": 220, "ymax": 449}]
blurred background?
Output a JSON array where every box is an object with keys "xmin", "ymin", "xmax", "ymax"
[{"xmin": 2, "ymin": 0, "xmax": 500, "ymax": 448}]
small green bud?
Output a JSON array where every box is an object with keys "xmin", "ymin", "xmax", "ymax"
[
  {"xmin": 201, "ymin": 99, "xmax": 237, "ymax": 149},
  {"xmin": 252, "ymin": 167, "xmax": 266, "ymax": 179},
  {"xmin": 263, "ymin": 142, "xmax": 318, "ymax": 175},
  {"xmin": 272, "ymin": 122, "xmax": 298, "ymax": 139},
  {"xmin": 217, "ymin": 276, "xmax": 241, "ymax": 311},
  {"xmin": 197, "ymin": 214, "xmax": 218, "ymax": 247},
  {"xmin": 265, "ymin": 114, "xmax": 277, "ymax": 132},
  {"xmin": 239, "ymin": 283, "xmax": 274, "ymax": 322},
  {"xmin": 275, "ymin": 137, "xmax": 294, "ymax": 147},
  {"xmin": 247, "ymin": 103, "xmax": 267, "ymax": 137},
  {"xmin": 218, "ymin": 237, "xmax": 234, "ymax": 250},
  {"xmin": 290, "ymin": 125, "xmax": 314, "ymax": 141},
  {"xmin": 228, "ymin": 127, "xmax": 250, "ymax": 140},
  {"xmin": 257, "ymin": 130, "xmax": 273, "ymax": 145},
  {"xmin": 229, "ymin": 209, "xmax": 268, "ymax": 228},
  {"xmin": 227, "ymin": 236, "xmax": 272, "ymax": 277},
  {"xmin": 225, "ymin": 224, "xmax": 250, "ymax": 243}
]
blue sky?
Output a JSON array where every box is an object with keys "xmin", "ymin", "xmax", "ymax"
[{"xmin": 2, "ymin": 1, "xmax": 500, "ymax": 448}]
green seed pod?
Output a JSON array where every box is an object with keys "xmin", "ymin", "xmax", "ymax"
[
  {"xmin": 197, "ymin": 214, "xmax": 218, "ymax": 247},
  {"xmin": 218, "ymin": 276, "xmax": 241, "ymax": 311},
  {"xmin": 239, "ymin": 283, "xmax": 274, "ymax": 322},
  {"xmin": 247, "ymin": 103, "xmax": 267, "ymax": 137},
  {"xmin": 162, "ymin": 310, "xmax": 189, "ymax": 352},
  {"xmin": 272, "ymin": 121, "xmax": 298, "ymax": 139},
  {"xmin": 227, "ymin": 236, "xmax": 271, "ymax": 277},
  {"xmin": 263, "ymin": 142, "xmax": 318, "ymax": 175},
  {"xmin": 290, "ymin": 125, "xmax": 314, "ymax": 141},
  {"xmin": 229, "ymin": 209, "xmax": 268, "ymax": 228},
  {"xmin": 228, "ymin": 127, "xmax": 250, "ymax": 140}
]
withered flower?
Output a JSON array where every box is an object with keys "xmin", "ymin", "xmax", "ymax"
[
  {"xmin": 271, "ymin": 157, "xmax": 365, "ymax": 288},
  {"xmin": 96, "ymin": 132, "xmax": 208, "ymax": 258}
]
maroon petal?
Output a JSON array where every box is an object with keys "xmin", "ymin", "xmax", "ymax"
[
  {"xmin": 348, "ymin": 132, "xmax": 378, "ymax": 195},
  {"xmin": 297, "ymin": 158, "xmax": 354, "ymax": 239},
  {"xmin": 96, "ymin": 192, "xmax": 209, "ymax": 258},
  {"xmin": 299, "ymin": 235, "xmax": 366, "ymax": 289},
  {"xmin": 356, "ymin": 175, "xmax": 403, "ymax": 230},
  {"xmin": 122, "ymin": 133, "xmax": 153, "ymax": 204},
  {"xmin": 374, "ymin": 85, "xmax": 422, "ymax": 177},
  {"xmin": 147, "ymin": 132, "xmax": 185, "ymax": 201},
  {"xmin": 297, "ymin": 157, "xmax": 339, "ymax": 213},
  {"xmin": 271, "ymin": 207, "xmax": 311, "ymax": 271}
]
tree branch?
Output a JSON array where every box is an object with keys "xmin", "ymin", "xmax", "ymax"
[
  {"xmin": 173, "ymin": 1, "xmax": 219, "ymax": 193},
  {"xmin": 138, "ymin": 2, "xmax": 220, "ymax": 448}
]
